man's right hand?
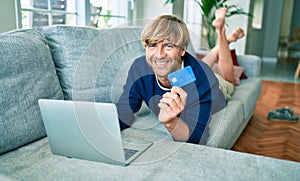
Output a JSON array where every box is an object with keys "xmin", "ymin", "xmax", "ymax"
[{"xmin": 158, "ymin": 86, "xmax": 187, "ymax": 125}]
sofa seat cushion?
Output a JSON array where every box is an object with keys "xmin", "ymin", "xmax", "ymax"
[
  {"xmin": 0, "ymin": 129, "xmax": 299, "ymax": 180},
  {"xmin": 231, "ymin": 77, "xmax": 262, "ymax": 121},
  {"xmin": 43, "ymin": 26, "xmax": 145, "ymax": 103},
  {"xmin": 0, "ymin": 29, "xmax": 64, "ymax": 154}
]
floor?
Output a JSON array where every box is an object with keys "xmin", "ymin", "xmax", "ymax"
[
  {"xmin": 232, "ymin": 80, "xmax": 300, "ymax": 162},
  {"xmin": 232, "ymin": 56, "xmax": 300, "ymax": 162},
  {"xmin": 259, "ymin": 57, "xmax": 300, "ymax": 83}
]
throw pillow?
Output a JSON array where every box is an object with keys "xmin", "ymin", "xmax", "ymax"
[
  {"xmin": 0, "ymin": 29, "xmax": 64, "ymax": 154},
  {"xmin": 43, "ymin": 26, "xmax": 146, "ymax": 103},
  {"xmin": 233, "ymin": 66, "xmax": 245, "ymax": 85},
  {"xmin": 230, "ymin": 49, "xmax": 247, "ymax": 79}
]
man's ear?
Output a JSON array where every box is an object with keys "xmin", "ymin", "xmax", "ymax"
[{"xmin": 180, "ymin": 46, "xmax": 187, "ymax": 56}]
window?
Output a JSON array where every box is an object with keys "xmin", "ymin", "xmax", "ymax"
[
  {"xmin": 252, "ymin": 0, "xmax": 264, "ymax": 29},
  {"xmin": 16, "ymin": 0, "xmax": 77, "ymax": 28},
  {"xmin": 183, "ymin": 0, "xmax": 202, "ymax": 51},
  {"xmin": 16, "ymin": 0, "xmax": 129, "ymax": 29},
  {"xmin": 90, "ymin": 0, "xmax": 127, "ymax": 28}
]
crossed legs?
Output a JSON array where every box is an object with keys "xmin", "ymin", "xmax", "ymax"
[{"xmin": 202, "ymin": 7, "xmax": 245, "ymax": 85}]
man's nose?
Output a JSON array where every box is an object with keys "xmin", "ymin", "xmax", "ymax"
[{"xmin": 156, "ymin": 46, "xmax": 166, "ymax": 59}]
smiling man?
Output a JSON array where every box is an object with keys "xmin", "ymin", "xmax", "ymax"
[{"xmin": 116, "ymin": 15, "xmax": 226, "ymax": 145}]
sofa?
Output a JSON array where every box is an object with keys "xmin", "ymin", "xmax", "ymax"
[{"xmin": 0, "ymin": 26, "xmax": 299, "ymax": 180}]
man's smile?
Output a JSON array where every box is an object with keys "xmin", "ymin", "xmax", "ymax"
[{"xmin": 151, "ymin": 58, "xmax": 171, "ymax": 67}]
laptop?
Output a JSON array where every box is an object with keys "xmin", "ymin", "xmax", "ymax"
[{"xmin": 38, "ymin": 99, "xmax": 152, "ymax": 166}]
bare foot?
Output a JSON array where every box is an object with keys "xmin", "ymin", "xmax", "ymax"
[
  {"xmin": 227, "ymin": 27, "xmax": 245, "ymax": 43},
  {"xmin": 212, "ymin": 7, "xmax": 227, "ymax": 29}
]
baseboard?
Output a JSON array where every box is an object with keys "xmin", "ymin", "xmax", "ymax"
[{"xmin": 262, "ymin": 57, "xmax": 277, "ymax": 62}]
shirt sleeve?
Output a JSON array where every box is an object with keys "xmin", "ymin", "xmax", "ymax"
[{"xmin": 116, "ymin": 62, "xmax": 143, "ymax": 130}]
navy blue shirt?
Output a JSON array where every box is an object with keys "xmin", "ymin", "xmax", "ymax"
[{"xmin": 116, "ymin": 52, "xmax": 226, "ymax": 144}]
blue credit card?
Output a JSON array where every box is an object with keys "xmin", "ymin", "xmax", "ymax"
[{"xmin": 168, "ymin": 66, "xmax": 196, "ymax": 87}]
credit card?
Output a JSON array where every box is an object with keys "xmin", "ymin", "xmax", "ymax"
[{"xmin": 168, "ymin": 66, "xmax": 196, "ymax": 87}]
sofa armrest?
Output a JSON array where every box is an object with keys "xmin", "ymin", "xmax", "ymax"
[{"xmin": 236, "ymin": 54, "xmax": 262, "ymax": 77}]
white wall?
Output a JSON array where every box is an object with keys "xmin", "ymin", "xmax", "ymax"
[
  {"xmin": 142, "ymin": 0, "xmax": 172, "ymax": 19},
  {"xmin": 226, "ymin": 0, "xmax": 251, "ymax": 55},
  {"xmin": 135, "ymin": 0, "xmax": 172, "ymax": 20},
  {"xmin": 183, "ymin": 0, "xmax": 202, "ymax": 51},
  {"xmin": 0, "ymin": 0, "xmax": 17, "ymax": 33}
]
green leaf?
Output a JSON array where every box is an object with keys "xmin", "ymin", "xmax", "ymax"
[
  {"xmin": 164, "ymin": 0, "xmax": 177, "ymax": 5},
  {"xmin": 226, "ymin": 5, "xmax": 253, "ymax": 18},
  {"xmin": 199, "ymin": 0, "xmax": 216, "ymax": 17}
]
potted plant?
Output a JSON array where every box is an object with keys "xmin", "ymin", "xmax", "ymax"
[{"xmin": 165, "ymin": 0, "xmax": 252, "ymax": 49}]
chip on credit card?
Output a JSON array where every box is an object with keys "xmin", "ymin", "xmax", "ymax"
[{"xmin": 168, "ymin": 66, "xmax": 196, "ymax": 87}]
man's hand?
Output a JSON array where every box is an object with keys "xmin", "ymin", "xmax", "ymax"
[
  {"xmin": 158, "ymin": 86, "xmax": 187, "ymax": 123},
  {"xmin": 158, "ymin": 86, "xmax": 189, "ymax": 141}
]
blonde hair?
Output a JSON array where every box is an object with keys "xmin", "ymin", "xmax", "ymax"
[{"xmin": 141, "ymin": 15, "xmax": 190, "ymax": 49}]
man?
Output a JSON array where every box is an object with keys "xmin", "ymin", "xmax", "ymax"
[{"xmin": 116, "ymin": 15, "xmax": 226, "ymax": 145}]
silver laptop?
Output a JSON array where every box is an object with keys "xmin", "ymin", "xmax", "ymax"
[{"xmin": 38, "ymin": 99, "xmax": 152, "ymax": 166}]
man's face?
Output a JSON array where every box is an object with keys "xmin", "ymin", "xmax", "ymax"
[{"xmin": 145, "ymin": 40, "xmax": 186, "ymax": 79}]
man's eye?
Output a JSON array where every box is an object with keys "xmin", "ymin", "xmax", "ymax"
[
  {"xmin": 148, "ymin": 44, "xmax": 156, "ymax": 48},
  {"xmin": 165, "ymin": 44, "xmax": 175, "ymax": 49}
]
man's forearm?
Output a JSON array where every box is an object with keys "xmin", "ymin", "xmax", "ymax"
[{"xmin": 163, "ymin": 117, "xmax": 189, "ymax": 142}]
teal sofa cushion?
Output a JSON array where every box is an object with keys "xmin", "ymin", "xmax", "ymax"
[
  {"xmin": 231, "ymin": 78, "xmax": 262, "ymax": 121},
  {"xmin": 0, "ymin": 29, "xmax": 64, "ymax": 154},
  {"xmin": 43, "ymin": 26, "xmax": 145, "ymax": 103}
]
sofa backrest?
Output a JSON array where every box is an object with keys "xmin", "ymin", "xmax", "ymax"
[
  {"xmin": 43, "ymin": 26, "xmax": 146, "ymax": 103},
  {"xmin": 0, "ymin": 29, "xmax": 64, "ymax": 154}
]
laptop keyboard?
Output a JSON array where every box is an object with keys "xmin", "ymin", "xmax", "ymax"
[{"xmin": 124, "ymin": 148, "xmax": 138, "ymax": 160}]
